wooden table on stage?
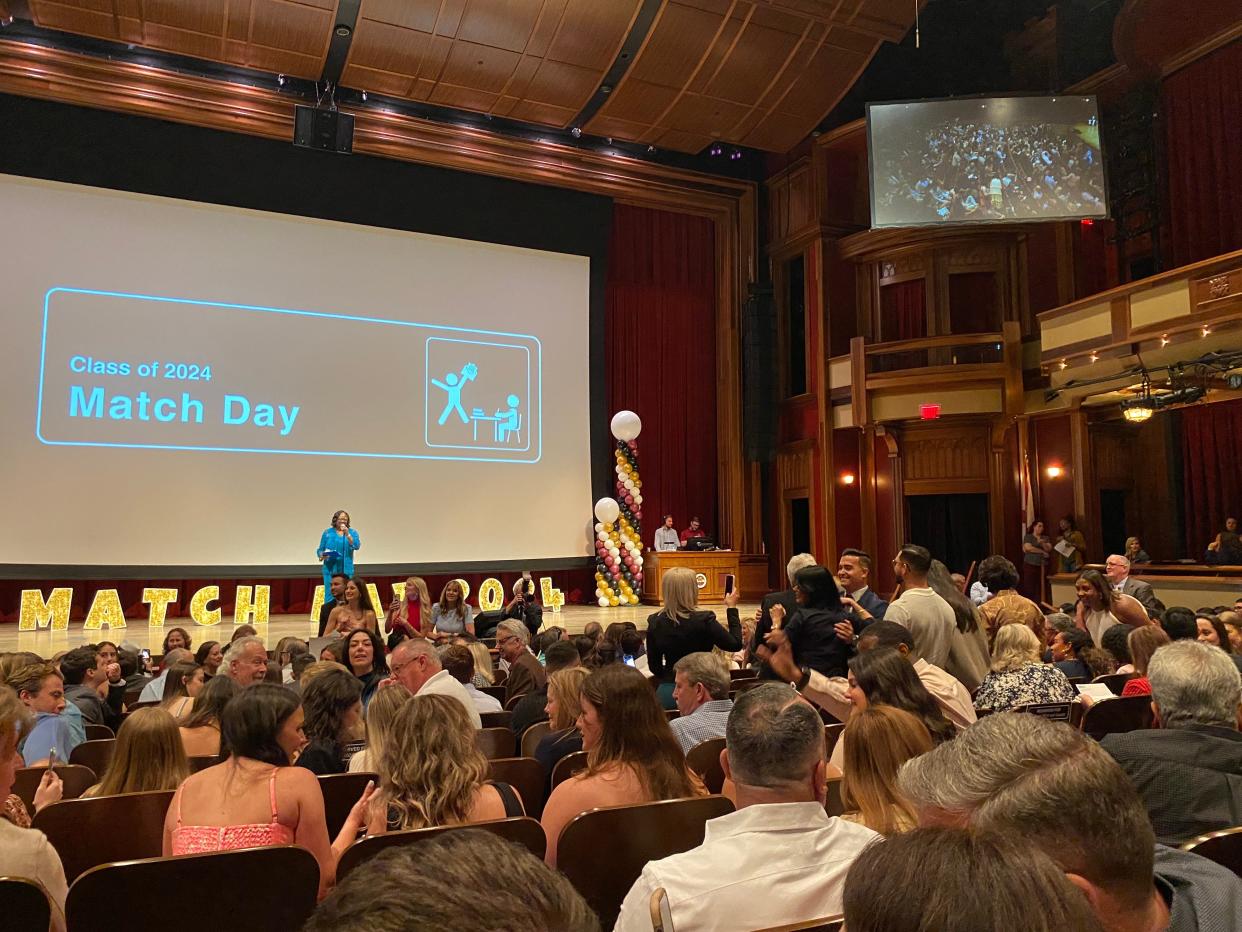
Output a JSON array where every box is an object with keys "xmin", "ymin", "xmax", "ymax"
[
  {"xmin": 640, "ymin": 551, "xmax": 769, "ymax": 605},
  {"xmin": 1050, "ymin": 564, "xmax": 1242, "ymax": 609}
]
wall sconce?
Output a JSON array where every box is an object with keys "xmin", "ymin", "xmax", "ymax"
[
  {"xmin": 840, "ymin": 473, "xmax": 856, "ymax": 485},
  {"xmin": 1045, "ymin": 465, "xmax": 1063, "ymax": 479}
]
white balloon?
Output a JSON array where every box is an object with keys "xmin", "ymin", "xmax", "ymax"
[
  {"xmin": 609, "ymin": 547, "xmax": 620, "ymax": 558},
  {"xmin": 623, "ymin": 479, "xmax": 635, "ymax": 490},
  {"xmin": 594, "ymin": 497, "xmax": 620, "ymax": 524},
  {"xmin": 635, "ymin": 555, "xmax": 644, "ymax": 566},
  {"xmin": 597, "ymin": 531, "xmax": 608, "ymax": 542},
  {"xmin": 634, "ymin": 494, "xmax": 643, "ymax": 505},
  {"xmin": 610, "ymin": 410, "xmax": 642, "ymax": 442},
  {"xmin": 594, "ymin": 522, "xmax": 604, "ymax": 533},
  {"xmin": 598, "ymin": 597, "xmax": 610, "ymax": 607}
]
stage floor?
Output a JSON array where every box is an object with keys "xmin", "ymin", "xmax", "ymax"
[{"xmin": 0, "ymin": 601, "xmax": 763, "ymax": 655}]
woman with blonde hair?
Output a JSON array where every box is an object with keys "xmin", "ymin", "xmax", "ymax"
[
  {"xmin": 466, "ymin": 641, "xmax": 495, "ymax": 686},
  {"xmin": 840, "ymin": 706, "xmax": 930, "ymax": 835},
  {"xmin": 368, "ymin": 694, "xmax": 523, "ymax": 834},
  {"xmin": 1120, "ymin": 625, "xmax": 1172, "ymax": 697},
  {"xmin": 161, "ymin": 661, "xmax": 204, "ymax": 721},
  {"xmin": 430, "ymin": 580, "xmax": 475, "ymax": 639},
  {"xmin": 535, "ymin": 667, "xmax": 590, "ymax": 780},
  {"xmin": 348, "ymin": 683, "xmax": 411, "ymax": 773},
  {"xmin": 385, "ymin": 576, "xmax": 431, "ymax": 649},
  {"xmin": 645, "ymin": 566, "xmax": 742, "ymax": 709},
  {"xmin": 86, "ymin": 707, "xmax": 190, "ymax": 797},
  {"xmin": 541, "ymin": 664, "xmax": 706, "ymax": 866},
  {"xmin": 973, "ymin": 624, "xmax": 1076, "ymax": 713}
]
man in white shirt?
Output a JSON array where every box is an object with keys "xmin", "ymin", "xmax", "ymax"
[
  {"xmin": 654, "ymin": 515, "xmax": 681, "ymax": 552},
  {"xmin": 884, "ymin": 545, "xmax": 956, "ymax": 668},
  {"xmin": 615, "ymin": 683, "xmax": 877, "ymax": 931},
  {"xmin": 669, "ymin": 652, "xmax": 733, "ymax": 754},
  {"xmin": 440, "ymin": 643, "xmax": 502, "ymax": 714},
  {"xmin": 386, "ymin": 638, "xmax": 482, "ymax": 728},
  {"xmin": 137, "ymin": 648, "xmax": 192, "ymax": 702}
]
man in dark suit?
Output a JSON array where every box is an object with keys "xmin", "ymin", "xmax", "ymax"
[
  {"xmin": 837, "ymin": 548, "xmax": 889, "ymax": 622},
  {"xmin": 1104, "ymin": 554, "xmax": 1162, "ymax": 617},
  {"xmin": 750, "ymin": 553, "xmax": 817, "ymax": 679},
  {"xmin": 318, "ymin": 573, "xmax": 347, "ymax": 637}
]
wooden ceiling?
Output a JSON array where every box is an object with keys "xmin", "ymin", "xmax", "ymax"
[{"xmin": 18, "ymin": 0, "xmax": 922, "ymax": 153}]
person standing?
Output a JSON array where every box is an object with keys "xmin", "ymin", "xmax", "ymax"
[
  {"xmin": 1021, "ymin": 520, "xmax": 1052, "ymax": 601},
  {"xmin": 654, "ymin": 515, "xmax": 680, "ymax": 552},
  {"xmin": 882, "ymin": 546, "xmax": 956, "ymax": 669},
  {"xmin": 317, "ymin": 510, "xmax": 360, "ymax": 594},
  {"xmin": 1054, "ymin": 516, "xmax": 1085, "ymax": 574},
  {"xmin": 646, "ymin": 567, "xmax": 743, "ymax": 709}
]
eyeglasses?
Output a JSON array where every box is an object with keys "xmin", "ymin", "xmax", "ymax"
[{"xmin": 497, "ymin": 635, "xmax": 519, "ymax": 646}]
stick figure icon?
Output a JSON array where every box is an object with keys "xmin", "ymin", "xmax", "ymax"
[{"xmin": 431, "ymin": 363, "xmax": 479, "ymax": 425}]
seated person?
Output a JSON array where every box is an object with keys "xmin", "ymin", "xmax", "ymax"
[
  {"xmin": 347, "ymin": 682, "xmax": 410, "ymax": 774},
  {"xmin": 669, "ymin": 652, "xmax": 733, "ymax": 754},
  {"xmin": 85, "ymin": 707, "xmax": 189, "ymax": 797},
  {"xmin": 496, "ymin": 621, "xmax": 546, "ymax": 706},
  {"xmin": 430, "ymin": 580, "xmax": 475, "ymax": 639},
  {"xmin": 60, "ymin": 646, "xmax": 123, "ymax": 731},
  {"xmin": 973, "ymin": 624, "xmax": 1076, "ymax": 713},
  {"xmin": 296, "ymin": 668, "xmax": 363, "ymax": 776},
  {"xmin": 535, "ymin": 667, "xmax": 589, "ymax": 782},
  {"xmin": 7, "ymin": 663, "xmax": 81, "ymax": 766},
  {"xmin": 1050, "ymin": 627, "xmax": 1114, "ymax": 681},
  {"xmin": 503, "ymin": 578, "xmax": 543, "ymax": 638},
  {"xmin": 679, "ymin": 517, "xmax": 707, "ymax": 547},
  {"xmin": 440, "ymin": 644, "xmax": 501, "ymax": 714},
  {"xmin": 615, "ymin": 684, "xmax": 877, "ymax": 931},
  {"xmin": 654, "ymin": 515, "xmax": 680, "ymax": 552},
  {"xmin": 839, "ymin": 706, "xmax": 931, "ymax": 835},
  {"xmin": 179, "ymin": 675, "xmax": 240, "ymax": 758},
  {"xmin": 510, "ymin": 641, "xmax": 580, "ymax": 739}
]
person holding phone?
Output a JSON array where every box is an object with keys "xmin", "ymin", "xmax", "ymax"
[
  {"xmin": 768, "ymin": 565, "xmax": 862, "ymax": 681},
  {"xmin": 317, "ymin": 510, "xmax": 361, "ymax": 594}
]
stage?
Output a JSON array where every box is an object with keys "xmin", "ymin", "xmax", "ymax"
[{"xmin": 0, "ymin": 601, "xmax": 764, "ymax": 655}]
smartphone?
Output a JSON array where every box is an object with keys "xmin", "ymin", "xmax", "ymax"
[
  {"xmin": 47, "ymin": 747, "xmax": 58, "ymax": 768},
  {"xmin": 724, "ymin": 574, "xmax": 735, "ymax": 596},
  {"xmin": 139, "ymin": 648, "xmax": 152, "ymax": 664}
]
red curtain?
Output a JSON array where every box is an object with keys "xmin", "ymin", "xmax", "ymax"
[
  {"xmin": 606, "ymin": 205, "xmax": 718, "ymax": 546},
  {"xmin": 1180, "ymin": 398, "xmax": 1242, "ymax": 558},
  {"xmin": 1163, "ymin": 40, "xmax": 1242, "ymax": 266},
  {"xmin": 880, "ymin": 279, "xmax": 926, "ymax": 340}
]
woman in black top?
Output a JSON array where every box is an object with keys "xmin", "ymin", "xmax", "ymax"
[
  {"xmin": 646, "ymin": 567, "xmax": 742, "ymax": 709},
  {"xmin": 770, "ymin": 564, "xmax": 862, "ymax": 680},
  {"xmin": 295, "ymin": 667, "xmax": 363, "ymax": 775}
]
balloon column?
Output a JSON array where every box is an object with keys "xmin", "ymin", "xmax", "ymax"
[{"xmin": 593, "ymin": 411, "xmax": 644, "ymax": 607}]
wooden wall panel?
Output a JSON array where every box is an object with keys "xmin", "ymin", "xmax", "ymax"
[
  {"xmin": 901, "ymin": 423, "xmax": 991, "ymax": 492},
  {"xmin": 833, "ymin": 428, "xmax": 863, "ymax": 552},
  {"xmin": 1033, "ymin": 413, "xmax": 1076, "ymax": 530}
]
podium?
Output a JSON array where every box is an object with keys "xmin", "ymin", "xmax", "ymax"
[{"xmin": 641, "ymin": 550, "xmax": 769, "ymax": 605}]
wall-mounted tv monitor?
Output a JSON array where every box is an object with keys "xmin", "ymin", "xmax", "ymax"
[{"xmin": 867, "ymin": 95, "xmax": 1107, "ymax": 229}]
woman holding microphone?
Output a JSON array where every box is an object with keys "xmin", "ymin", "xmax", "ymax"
[{"xmin": 317, "ymin": 510, "xmax": 361, "ymax": 593}]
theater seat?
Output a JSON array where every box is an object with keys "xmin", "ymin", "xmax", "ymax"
[
  {"xmin": 480, "ymin": 710, "xmax": 513, "ymax": 729},
  {"xmin": 12, "ymin": 765, "xmax": 96, "ymax": 813},
  {"xmin": 685, "ymin": 738, "xmax": 726, "ymax": 794},
  {"xmin": 519, "ymin": 721, "xmax": 552, "ymax": 759},
  {"xmin": 550, "ymin": 750, "xmax": 588, "ymax": 789},
  {"xmin": 337, "ymin": 817, "xmax": 546, "ymax": 881},
  {"xmin": 68, "ymin": 738, "xmax": 116, "ymax": 776},
  {"xmin": 480, "ymin": 685, "xmax": 506, "ymax": 703},
  {"xmin": 824, "ymin": 723, "xmax": 845, "ymax": 759},
  {"xmin": 1181, "ymin": 825, "xmax": 1242, "ymax": 878},
  {"xmin": 556, "ymin": 795, "xmax": 735, "ymax": 928},
  {"xmin": 488, "ymin": 756, "xmax": 544, "ymax": 818},
  {"xmin": 318, "ymin": 772, "xmax": 377, "ymax": 839},
  {"xmin": 0, "ymin": 877, "xmax": 52, "ymax": 932},
  {"xmin": 66, "ymin": 845, "xmax": 319, "ymax": 932},
  {"xmin": 1092, "ymin": 672, "xmax": 1133, "ymax": 695},
  {"xmin": 83, "ymin": 724, "xmax": 114, "ymax": 741},
  {"xmin": 1079, "ymin": 694, "xmax": 1154, "ymax": 740},
  {"xmin": 476, "ymin": 726, "xmax": 516, "ymax": 759},
  {"xmin": 32, "ymin": 789, "xmax": 174, "ymax": 883}
]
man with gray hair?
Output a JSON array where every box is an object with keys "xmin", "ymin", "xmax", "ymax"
[
  {"xmin": 496, "ymin": 619, "xmax": 545, "ymax": 706},
  {"xmin": 1101, "ymin": 640, "xmax": 1242, "ymax": 844},
  {"xmin": 669, "ymin": 652, "xmax": 733, "ymax": 753},
  {"xmin": 751, "ymin": 552, "xmax": 816, "ymax": 679},
  {"xmin": 386, "ymin": 637, "xmax": 481, "ymax": 727},
  {"xmin": 1104, "ymin": 553, "xmax": 1162, "ymax": 616},
  {"xmin": 614, "ymin": 683, "xmax": 877, "ymax": 931},
  {"xmin": 898, "ymin": 713, "xmax": 1242, "ymax": 931},
  {"xmin": 223, "ymin": 636, "xmax": 269, "ymax": 686}
]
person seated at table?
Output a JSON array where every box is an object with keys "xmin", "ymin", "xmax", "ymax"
[
  {"xmin": 495, "ymin": 394, "xmax": 522, "ymax": 442},
  {"xmin": 367, "ymin": 694, "xmax": 523, "ymax": 834},
  {"xmin": 164, "ymin": 684, "xmax": 374, "ymax": 900},
  {"xmin": 179, "ymin": 675, "xmax": 241, "ymax": 758},
  {"xmin": 654, "ymin": 515, "xmax": 680, "ymax": 552},
  {"xmin": 540, "ymin": 664, "xmax": 706, "ymax": 867},
  {"xmin": 431, "ymin": 580, "xmax": 475, "ymax": 639},
  {"xmin": 85, "ymin": 707, "xmax": 189, "ymax": 797},
  {"xmin": 0, "ymin": 687, "xmax": 68, "ymax": 932},
  {"xmin": 972, "ymin": 624, "xmax": 1076, "ymax": 713}
]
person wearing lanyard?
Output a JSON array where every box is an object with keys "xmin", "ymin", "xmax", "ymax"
[{"xmin": 317, "ymin": 510, "xmax": 361, "ymax": 593}]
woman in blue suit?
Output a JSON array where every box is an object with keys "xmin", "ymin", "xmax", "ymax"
[{"xmin": 318, "ymin": 510, "xmax": 361, "ymax": 592}]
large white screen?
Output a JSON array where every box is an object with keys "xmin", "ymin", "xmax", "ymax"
[{"xmin": 0, "ymin": 174, "xmax": 595, "ymax": 568}]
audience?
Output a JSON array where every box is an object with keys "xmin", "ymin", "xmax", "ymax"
[
  {"xmin": 977, "ymin": 553, "xmax": 1045, "ymax": 647},
  {"xmin": 179, "ymin": 674, "xmax": 240, "ymax": 757},
  {"xmin": 898, "ymin": 712, "xmax": 1242, "ymax": 930},
  {"xmin": 164, "ymin": 683, "xmax": 373, "ymax": 899},
  {"xmin": 117, "ymin": 648, "xmax": 150, "ymax": 693},
  {"xmin": 296, "ymin": 667, "xmax": 363, "ymax": 775},
  {"xmin": 751, "ymin": 552, "xmax": 817, "ymax": 678},
  {"xmin": 1051, "ymin": 627, "xmax": 1114, "ymax": 681},
  {"xmin": 1121, "ymin": 624, "xmax": 1172, "ymax": 696},
  {"xmin": 1125, "ymin": 536, "xmax": 1152, "ymax": 565},
  {"xmin": 1195, "ymin": 612, "xmax": 1233, "ymax": 653},
  {"xmin": 304, "ymin": 830, "xmax": 600, "ymax": 932},
  {"xmin": 440, "ymin": 643, "xmax": 501, "ymax": 714},
  {"xmin": 536, "ymin": 666, "xmax": 589, "ymax": 780},
  {"xmin": 275, "ymin": 637, "xmax": 310, "ymax": 683},
  {"xmin": 669, "ymin": 651, "xmax": 733, "ymax": 754},
  {"xmin": 193, "ymin": 641, "xmax": 223, "ymax": 678},
  {"xmin": 837, "ymin": 548, "xmax": 889, "ymax": 619},
  {"xmin": 324, "ymin": 578, "xmax": 380, "ymax": 637},
  {"xmin": 1220, "ymin": 611, "xmax": 1242, "ymax": 653},
  {"xmin": 85, "ymin": 706, "xmax": 189, "ymax": 797},
  {"xmin": 140, "ymin": 646, "xmax": 194, "ymax": 701},
  {"xmin": 341, "ymin": 629, "xmax": 387, "ymax": 709},
  {"xmin": 615, "ymin": 683, "xmax": 876, "ymax": 931},
  {"xmin": 647, "ymin": 567, "xmax": 743, "ymax": 709},
  {"xmin": 430, "ymin": 579, "xmax": 475, "ymax": 639},
  {"xmin": 927, "ymin": 559, "xmax": 991, "ymax": 691},
  {"xmin": 160, "ymin": 660, "xmax": 204, "ymax": 720},
  {"xmin": 7, "ymin": 662, "xmax": 81, "ymax": 766},
  {"xmin": 1043, "ymin": 610, "xmax": 1076, "ymax": 651},
  {"xmin": 510, "ymin": 641, "xmax": 580, "ymax": 738},
  {"xmin": 384, "ymin": 575, "xmax": 431, "ymax": 647},
  {"xmin": 504, "ymin": 577, "xmax": 545, "ymax": 638},
  {"xmin": 541, "ymin": 664, "xmax": 705, "ymax": 866},
  {"xmin": 369, "ymin": 694, "xmax": 523, "ymax": 834},
  {"xmin": 466, "ymin": 640, "xmax": 495, "ymax": 686},
  {"xmin": 0, "ymin": 687, "xmax": 68, "ymax": 932},
  {"xmin": 60, "ymin": 645, "xmax": 123, "ymax": 730},
  {"xmin": 842, "ymin": 827, "xmax": 1104, "ymax": 932},
  {"xmin": 840, "ymin": 705, "xmax": 930, "ymax": 834},
  {"xmin": 231, "ymin": 624, "xmax": 259, "ymax": 643},
  {"xmin": 162, "ymin": 627, "xmax": 193, "ymax": 655},
  {"xmin": 1105, "ymin": 554, "xmax": 1162, "ymax": 616},
  {"xmin": 496, "ymin": 620, "xmax": 546, "ymax": 706},
  {"xmin": 347, "ymin": 682, "xmax": 410, "ymax": 773},
  {"xmin": 1101, "ymin": 623, "xmax": 1135, "ymax": 672},
  {"xmin": 223, "ymin": 636, "xmax": 270, "ymax": 687},
  {"xmin": 883, "ymin": 545, "xmax": 956, "ymax": 668},
  {"xmin": 973, "ymin": 623, "xmax": 1076, "ymax": 712},
  {"xmin": 1102, "ymin": 640, "xmax": 1242, "ymax": 844},
  {"xmin": 768, "ymin": 564, "xmax": 861, "ymax": 680},
  {"xmin": 1075, "ymin": 569, "xmax": 1149, "ymax": 645},
  {"xmin": 386, "ymin": 638, "xmax": 482, "ymax": 727}
]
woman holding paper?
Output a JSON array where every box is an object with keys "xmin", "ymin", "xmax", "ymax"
[{"xmin": 317, "ymin": 510, "xmax": 361, "ymax": 593}]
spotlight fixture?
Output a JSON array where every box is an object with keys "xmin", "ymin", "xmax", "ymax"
[
  {"xmin": 1045, "ymin": 465, "xmax": 1063, "ymax": 479},
  {"xmin": 647, "ymin": 145, "xmax": 656, "ymax": 153},
  {"xmin": 277, "ymin": 74, "xmax": 287, "ymax": 87},
  {"xmin": 1059, "ymin": 359, "xmax": 1067, "ymax": 370},
  {"xmin": 570, "ymin": 127, "xmax": 582, "ymax": 138},
  {"xmin": 360, "ymin": 90, "xmax": 368, "ymax": 102},
  {"xmin": 1202, "ymin": 326, "xmax": 1212, "ymax": 337},
  {"xmin": 1160, "ymin": 334, "xmax": 1170, "ymax": 346},
  {"xmin": 729, "ymin": 149, "xmax": 742, "ymax": 161},
  {"xmin": 335, "ymin": 24, "xmax": 352, "ymax": 37},
  {"xmin": 709, "ymin": 143, "xmax": 723, "ymax": 157},
  {"xmin": 840, "ymin": 473, "xmax": 856, "ymax": 485}
]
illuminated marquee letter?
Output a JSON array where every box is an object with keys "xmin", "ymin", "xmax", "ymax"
[
  {"xmin": 309, "ymin": 585, "xmax": 325, "ymax": 623},
  {"xmin": 540, "ymin": 577, "xmax": 565, "ymax": 615},
  {"xmin": 189, "ymin": 586, "xmax": 222, "ymax": 626},
  {"xmin": 83, "ymin": 589, "xmax": 127, "ymax": 630},
  {"xmin": 478, "ymin": 578, "xmax": 504, "ymax": 612},
  {"xmin": 19, "ymin": 588, "xmax": 72, "ymax": 631},
  {"xmin": 391, "ymin": 582, "xmax": 407, "ymax": 603},
  {"xmin": 454, "ymin": 579, "xmax": 471, "ymax": 601},
  {"xmin": 366, "ymin": 583, "xmax": 384, "ymax": 619},
  {"xmin": 234, "ymin": 585, "xmax": 271, "ymax": 625},
  {"xmin": 142, "ymin": 588, "xmax": 178, "ymax": 627}
]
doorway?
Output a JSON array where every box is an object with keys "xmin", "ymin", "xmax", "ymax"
[
  {"xmin": 1099, "ymin": 489, "xmax": 1129, "ymax": 559},
  {"xmin": 906, "ymin": 494, "xmax": 990, "ymax": 576}
]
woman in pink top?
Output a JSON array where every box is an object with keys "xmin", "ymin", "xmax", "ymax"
[
  {"xmin": 540, "ymin": 664, "xmax": 705, "ymax": 867},
  {"xmin": 162, "ymin": 684, "xmax": 374, "ymax": 899}
]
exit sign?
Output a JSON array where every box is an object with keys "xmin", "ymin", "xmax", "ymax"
[{"xmin": 919, "ymin": 403, "xmax": 941, "ymax": 420}]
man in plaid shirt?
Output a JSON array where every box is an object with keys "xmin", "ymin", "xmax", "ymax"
[{"xmin": 670, "ymin": 652, "xmax": 733, "ymax": 754}]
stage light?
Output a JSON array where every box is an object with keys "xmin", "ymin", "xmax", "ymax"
[
  {"xmin": 1122, "ymin": 405, "xmax": 1153, "ymax": 423},
  {"xmin": 709, "ymin": 143, "xmax": 723, "ymax": 157},
  {"xmin": 277, "ymin": 74, "xmax": 287, "ymax": 87},
  {"xmin": 1059, "ymin": 359, "xmax": 1067, "ymax": 370},
  {"xmin": 1045, "ymin": 465, "xmax": 1063, "ymax": 479},
  {"xmin": 361, "ymin": 90, "xmax": 368, "ymax": 101},
  {"xmin": 570, "ymin": 127, "xmax": 582, "ymax": 138},
  {"xmin": 1202, "ymin": 326, "xmax": 1212, "ymax": 337},
  {"xmin": 730, "ymin": 149, "xmax": 742, "ymax": 161},
  {"xmin": 1160, "ymin": 334, "xmax": 1169, "ymax": 346},
  {"xmin": 840, "ymin": 472, "xmax": 856, "ymax": 485}
]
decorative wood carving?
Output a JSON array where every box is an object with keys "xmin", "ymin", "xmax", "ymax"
[{"xmin": 901, "ymin": 425, "xmax": 991, "ymax": 482}]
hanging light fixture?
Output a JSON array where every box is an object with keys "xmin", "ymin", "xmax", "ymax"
[{"xmin": 1122, "ymin": 372, "xmax": 1153, "ymax": 423}]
